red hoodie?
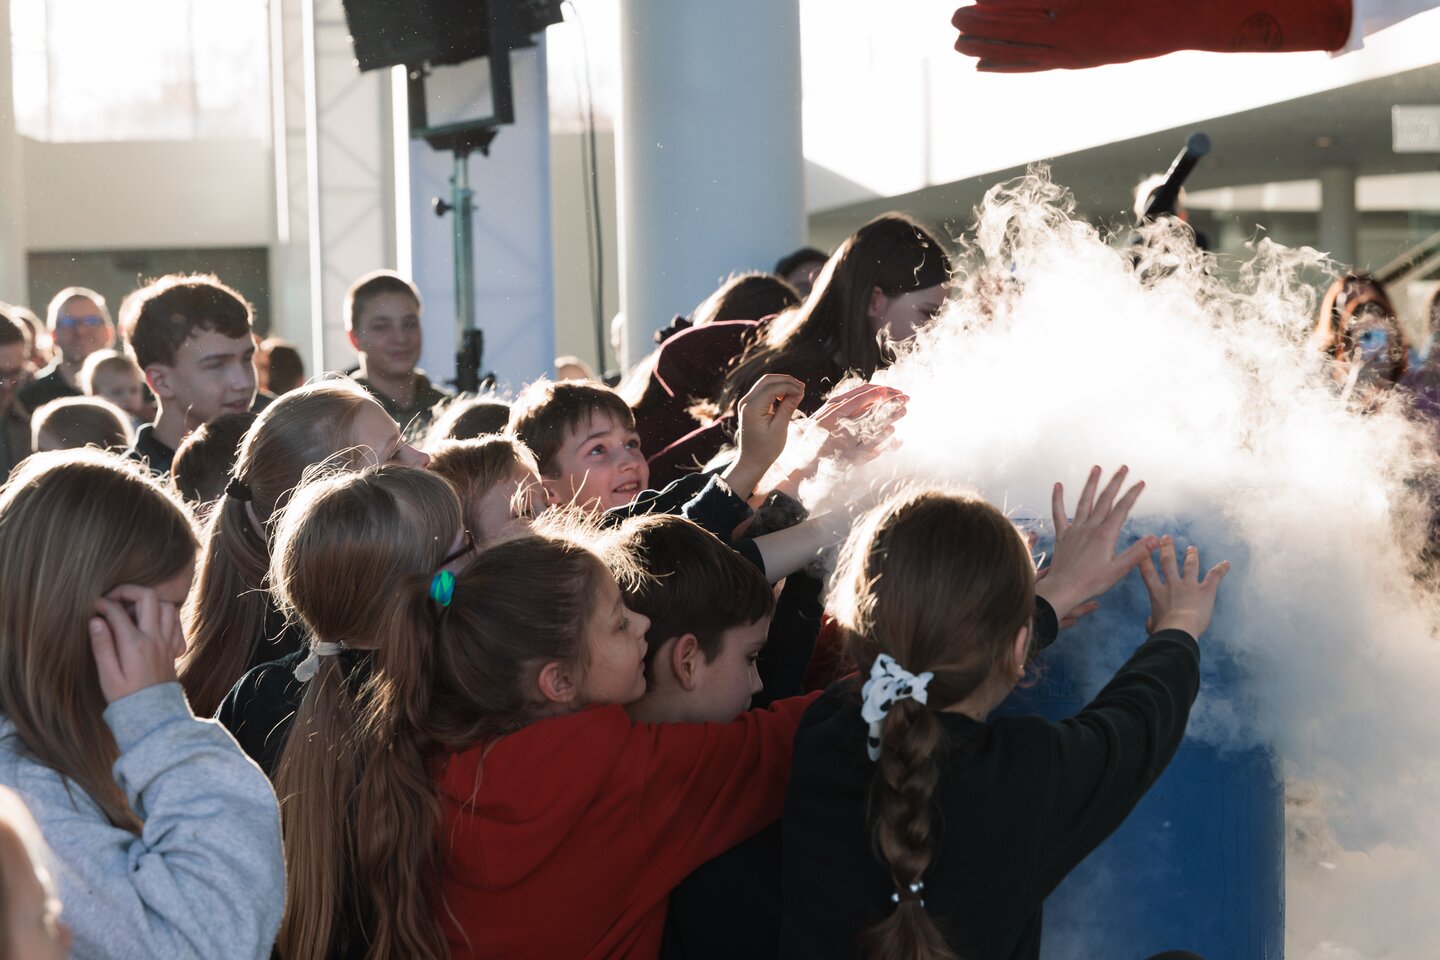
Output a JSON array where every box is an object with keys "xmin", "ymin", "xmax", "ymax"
[{"xmin": 435, "ymin": 693, "xmax": 819, "ymax": 960}]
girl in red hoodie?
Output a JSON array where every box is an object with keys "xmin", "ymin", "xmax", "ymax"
[{"xmin": 429, "ymin": 528, "xmax": 818, "ymax": 960}]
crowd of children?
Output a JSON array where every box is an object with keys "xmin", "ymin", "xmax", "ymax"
[{"xmin": 0, "ymin": 221, "xmax": 1232, "ymax": 960}]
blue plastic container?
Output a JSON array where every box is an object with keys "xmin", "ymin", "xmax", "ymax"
[{"xmin": 999, "ymin": 532, "xmax": 1284, "ymax": 960}]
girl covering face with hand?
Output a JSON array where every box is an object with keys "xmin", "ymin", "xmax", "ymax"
[{"xmin": 0, "ymin": 450, "xmax": 283, "ymax": 960}]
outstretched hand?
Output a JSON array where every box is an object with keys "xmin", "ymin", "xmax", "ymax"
[
  {"xmin": 724, "ymin": 374, "xmax": 807, "ymax": 499},
  {"xmin": 89, "ymin": 584, "xmax": 186, "ymax": 704},
  {"xmin": 1036, "ymin": 465, "xmax": 1158, "ymax": 622},
  {"xmin": 1140, "ymin": 536, "xmax": 1229, "ymax": 638},
  {"xmin": 810, "ymin": 384, "xmax": 908, "ymax": 466}
]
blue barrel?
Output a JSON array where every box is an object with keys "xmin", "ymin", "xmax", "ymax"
[{"xmin": 999, "ymin": 529, "xmax": 1284, "ymax": 960}]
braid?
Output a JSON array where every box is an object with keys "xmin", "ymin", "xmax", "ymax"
[{"xmin": 860, "ymin": 699, "xmax": 959, "ymax": 960}]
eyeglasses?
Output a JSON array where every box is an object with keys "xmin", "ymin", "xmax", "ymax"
[
  {"xmin": 440, "ymin": 530, "xmax": 475, "ymax": 568},
  {"xmin": 56, "ymin": 314, "xmax": 106, "ymax": 329}
]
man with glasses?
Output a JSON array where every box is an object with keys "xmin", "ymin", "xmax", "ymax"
[
  {"xmin": 19, "ymin": 287, "xmax": 116, "ymax": 411},
  {"xmin": 0, "ymin": 308, "xmax": 34, "ymax": 476}
]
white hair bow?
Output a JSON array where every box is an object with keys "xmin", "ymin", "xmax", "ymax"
[{"xmin": 861, "ymin": 653, "xmax": 933, "ymax": 761}]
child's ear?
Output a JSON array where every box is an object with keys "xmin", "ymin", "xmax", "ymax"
[
  {"xmin": 537, "ymin": 660, "xmax": 578, "ymax": 705},
  {"xmin": 670, "ymin": 634, "xmax": 702, "ymax": 691},
  {"xmin": 867, "ymin": 286, "xmax": 890, "ymax": 323},
  {"xmin": 1010, "ymin": 625, "xmax": 1030, "ymax": 680},
  {"xmin": 144, "ymin": 364, "xmax": 176, "ymax": 401}
]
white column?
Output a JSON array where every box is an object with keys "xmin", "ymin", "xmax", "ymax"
[
  {"xmin": 616, "ymin": 0, "xmax": 805, "ymax": 370},
  {"xmin": 300, "ymin": 0, "xmax": 398, "ymax": 375},
  {"xmin": 1319, "ymin": 165, "xmax": 1358, "ymax": 271},
  {"xmin": 266, "ymin": 0, "xmax": 313, "ymax": 362},
  {"xmin": 0, "ymin": 0, "xmax": 27, "ymax": 302}
]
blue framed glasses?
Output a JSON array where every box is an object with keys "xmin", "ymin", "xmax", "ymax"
[{"xmin": 56, "ymin": 314, "xmax": 105, "ymax": 329}]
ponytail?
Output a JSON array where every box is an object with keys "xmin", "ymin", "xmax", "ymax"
[
  {"xmin": 180, "ymin": 494, "xmax": 271, "ymax": 715},
  {"xmin": 860, "ymin": 700, "xmax": 957, "ymax": 960},
  {"xmin": 274, "ymin": 654, "xmax": 364, "ymax": 958},
  {"xmin": 268, "ymin": 465, "xmax": 460, "ymax": 960},
  {"xmin": 179, "ymin": 381, "xmax": 376, "ymax": 715},
  {"xmin": 830, "ymin": 489, "xmax": 1037, "ymax": 960}
]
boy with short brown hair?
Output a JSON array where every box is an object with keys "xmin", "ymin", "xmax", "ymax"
[{"xmin": 119, "ymin": 273, "xmax": 257, "ymax": 473}]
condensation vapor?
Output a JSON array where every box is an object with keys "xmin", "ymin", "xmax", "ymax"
[{"xmin": 796, "ymin": 171, "xmax": 1440, "ymax": 959}]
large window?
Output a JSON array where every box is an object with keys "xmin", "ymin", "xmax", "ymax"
[{"xmin": 10, "ymin": 0, "xmax": 267, "ymax": 142}]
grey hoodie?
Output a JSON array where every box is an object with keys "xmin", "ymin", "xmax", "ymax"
[{"xmin": 0, "ymin": 682, "xmax": 284, "ymax": 960}]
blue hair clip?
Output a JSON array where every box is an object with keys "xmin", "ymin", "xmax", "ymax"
[{"xmin": 429, "ymin": 570, "xmax": 456, "ymax": 607}]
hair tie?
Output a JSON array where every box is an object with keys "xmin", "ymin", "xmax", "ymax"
[
  {"xmin": 860, "ymin": 653, "xmax": 933, "ymax": 762},
  {"xmin": 890, "ymin": 880, "xmax": 926, "ymax": 908},
  {"xmin": 293, "ymin": 641, "xmax": 344, "ymax": 682},
  {"xmin": 429, "ymin": 570, "xmax": 456, "ymax": 607},
  {"xmin": 225, "ymin": 476, "xmax": 253, "ymax": 502}
]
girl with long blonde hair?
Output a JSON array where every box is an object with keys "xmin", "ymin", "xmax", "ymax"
[
  {"xmin": 180, "ymin": 379, "xmax": 429, "ymax": 716},
  {"xmin": 263, "ymin": 465, "xmax": 468, "ymax": 959},
  {"xmin": 0, "ymin": 450, "xmax": 283, "ymax": 959},
  {"xmin": 780, "ymin": 470, "xmax": 1227, "ymax": 960}
]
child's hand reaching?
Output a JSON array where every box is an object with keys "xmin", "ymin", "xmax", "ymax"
[
  {"xmin": 1036, "ymin": 465, "xmax": 1159, "ymax": 623},
  {"xmin": 89, "ymin": 584, "xmax": 187, "ymax": 704},
  {"xmin": 723, "ymin": 374, "xmax": 806, "ymax": 499},
  {"xmin": 810, "ymin": 384, "xmax": 907, "ymax": 464},
  {"xmin": 1140, "ymin": 536, "xmax": 1229, "ymax": 639}
]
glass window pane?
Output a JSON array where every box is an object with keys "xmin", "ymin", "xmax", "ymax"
[{"xmin": 8, "ymin": 0, "xmax": 267, "ymax": 142}]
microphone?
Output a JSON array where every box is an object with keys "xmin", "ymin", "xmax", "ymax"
[{"xmin": 1142, "ymin": 132, "xmax": 1211, "ymax": 222}]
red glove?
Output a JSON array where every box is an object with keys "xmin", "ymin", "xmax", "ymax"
[{"xmin": 952, "ymin": 0, "xmax": 1353, "ymax": 72}]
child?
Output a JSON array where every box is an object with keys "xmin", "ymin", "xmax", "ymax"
[
  {"xmin": 427, "ymin": 436, "xmax": 544, "ymax": 542},
  {"xmin": 119, "ymin": 274, "xmax": 258, "ymax": 473},
  {"xmin": 180, "ymin": 380, "xmax": 429, "ymax": 716},
  {"xmin": 426, "ymin": 395, "xmax": 512, "ymax": 444},
  {"xmin": 508, "ymin": 375, "xmax": 801, "ymax": 512},
  {"xmin": 345, "ymin": 270, "xmax": 450, "ymax": 429},
  {"xmin": 255, "ymin": 337, "xmax": 305, "ymax": 396},
  {"xmin": 0, "ymin": 785, "xmax": 72, "ymax": 958},
  {"xmin": 214, "ymin": 449, "xmax": 509, "ymax": 779},
  {"xmin": 610, "ymin": 515, "xmax": 778, "ymax": 726},
  {"xmin": 247, "ymin": 460, "xmax": 820, "ymax": 959},
  {"xmin": 79, "ymin": 349, "xmax": 146, "ymax": 421},
  {"xmin": 170, "ymin": 411, "xmax": 258, "ymax": 510},
  {"xmin": 261, "ymin": 465, "xmax": 468, "ymax": 958},
  {"xmin": 780, "ymin": 468, "xmax": 1227, "ymax": 960},
  {"xmin": 0, "ymin": 450, "xmax": 283, "ymax": 959},
  {"xmin": 605, "ymin": 514, "xmax": 792, "ymax": 960},
  {"xmin": 427, "ymin": 528, "xmax": 818, "ymax": 960},
  {"xmin": 30, "ymin": 396, "xmax": 133, "ymax": 453}
]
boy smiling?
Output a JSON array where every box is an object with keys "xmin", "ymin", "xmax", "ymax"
[{"xmin": 120, "ymin": 274, "xmax": 257, "ymax": 473}]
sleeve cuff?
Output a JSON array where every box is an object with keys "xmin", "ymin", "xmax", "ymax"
[{"xmin": 103, "ymin": 682, "xmax": 195, "ymax": 754}]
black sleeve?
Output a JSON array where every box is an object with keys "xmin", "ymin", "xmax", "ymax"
[
  {"xmin": 1032, "ymin": 596, "xmax": 1060, "ymax": 651},
  {"xmin": 1031, "ymin": 629, "xmax": 1200, "ymax": 897},
  {"xmin": 752, "ymin": 573, "xmax": 824, "ymax": 708},
  {"xmin": 600, "ymin": 472, "xmax": 754, "ymax": 544}
]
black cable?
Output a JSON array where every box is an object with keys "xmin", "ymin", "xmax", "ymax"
[{"xmin": 562, "ymin": 0, "xmax": 608, "ymax": 376}]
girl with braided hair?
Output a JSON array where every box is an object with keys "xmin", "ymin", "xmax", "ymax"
[{"xmin": 780, "ymin": 467, "xmax": 1228, "ymax": 960}]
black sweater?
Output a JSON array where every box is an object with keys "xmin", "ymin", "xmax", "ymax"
[
  {"xmin": 780, "ymin": 629, "xmax": 1200, "ymax": 960},
  {"xmin": 216, "ymin": 647, "xmax": 374, "ymax": 777}
]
